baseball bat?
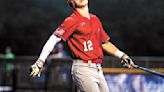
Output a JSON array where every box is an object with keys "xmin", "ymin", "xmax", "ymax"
[
  {"xmin": 138, "ymin": 66, "xmax": 164, "ymax": 78},
  {"xmin": 132, "ymin": 65, "xmax": 164, "ymax": 78}
]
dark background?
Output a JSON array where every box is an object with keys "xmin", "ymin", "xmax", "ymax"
[{"xmin": 0, "ymin": 0, "xmax": 164, "ymax": 56}]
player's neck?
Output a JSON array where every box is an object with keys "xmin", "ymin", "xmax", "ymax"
[{"xmin": 76, "ymin": 6, "xmax": 90, "ymax": 19}]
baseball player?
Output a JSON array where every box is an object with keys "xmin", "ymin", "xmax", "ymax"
[{"xmin": 30, "ymin": 0, "xmax": 137, "ymax": 92}]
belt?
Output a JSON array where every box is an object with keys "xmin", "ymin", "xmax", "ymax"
[
  {"xmin": 73, "ymin": 59, "xmax": 102, "ymax": 71},
  {"xmin": 81, "ymin": 59, "xmax": 103, "ymax": 64}
]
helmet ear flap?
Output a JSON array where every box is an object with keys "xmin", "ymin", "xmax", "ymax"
[{"xmin": 67, "ymin": 0, "xmax": 76, "ymax": 9}]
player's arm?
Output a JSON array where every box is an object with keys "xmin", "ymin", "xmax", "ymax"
[
  {"xmin": 102, "ymin": 41, "xmax": 136, "ymax": 68},
  {"xmin": 30, "ymin": 35, "xmax": 61, "ymax": 77}
]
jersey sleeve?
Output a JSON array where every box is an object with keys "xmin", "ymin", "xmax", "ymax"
[
  {"xmin": 97, "ymin": 18, "xmax": 110, "ymax": 43},
  {"xmin": 53, "ymin": 17, "xmax": 78, "ymax": 41}
]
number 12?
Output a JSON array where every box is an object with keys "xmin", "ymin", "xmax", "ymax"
[{"xmin": 83, "ymin": 40, "xmax": 93, "ymax": 51}]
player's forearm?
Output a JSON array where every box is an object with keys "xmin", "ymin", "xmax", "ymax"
[
  {"xmin": 102, "ymin": 41, "xmax": 124, "ymax": 59},
  {"xmin": 30, "ymin": 35, "xmax": 61, "ymax": 77},
  {"xmin": 38, "ymin": 35, "xmax": 61, "ymax": 62}
]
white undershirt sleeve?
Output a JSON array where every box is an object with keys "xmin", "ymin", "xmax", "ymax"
[{"xmin": 38, "ymin": 35, "xmax": 61, "ymax": 62}]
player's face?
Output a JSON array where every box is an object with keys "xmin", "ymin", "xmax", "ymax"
[{"xmin": 74, "ymin": 0, "xmax": 88, "ymax": 8}]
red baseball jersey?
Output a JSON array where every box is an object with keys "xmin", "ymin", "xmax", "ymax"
[{"xmin": 54, "ymin": 10, "xmax": 110, "ymax": 60}]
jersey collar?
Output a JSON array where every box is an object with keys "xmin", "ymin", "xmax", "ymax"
[{"xmin": 74, "ymin": 10, "xmax": 91, "ymax": 20}]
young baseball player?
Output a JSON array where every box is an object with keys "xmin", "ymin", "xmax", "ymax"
[{"xmin": 30, "ymin": 0, "xmax": 137, "ymax": 92}]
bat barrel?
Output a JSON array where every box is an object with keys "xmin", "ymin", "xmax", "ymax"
[{"xmin": 139, "ymin": 67, "xmax": 164, "ymax": 78}]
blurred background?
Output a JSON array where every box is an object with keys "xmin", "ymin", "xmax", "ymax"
[{"xmin": 0, "ymin": 0, "xmax": 164, "ymax": 92}]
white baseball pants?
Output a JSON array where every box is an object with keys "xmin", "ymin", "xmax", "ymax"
[{"xmin": 71, "ymin": 60, "xmax": 109, "ymax": 92}]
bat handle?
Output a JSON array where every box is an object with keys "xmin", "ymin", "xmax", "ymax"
[{"xmin": 131, "ymin": 64, "xmax": 140, "ymax": 68}]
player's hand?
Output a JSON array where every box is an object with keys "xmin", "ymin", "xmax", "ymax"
[
  {"xmin": 30, "ymin": 59, "xmax": 44, "ymax": 77},
  {"xmin": 121, "ymin": 54, "xmax": 137, "ymax": 68}
]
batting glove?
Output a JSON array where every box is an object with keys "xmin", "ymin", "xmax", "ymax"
[
  {"xmin": 30, "ymin": 59, "xmax": 44, "ymax": 77},
  {"xmin": 121, "ymin": 54, "xmax": 136, "ymax": 68}
]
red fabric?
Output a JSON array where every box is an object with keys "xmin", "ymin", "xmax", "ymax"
[{"xmin": 53, "ymin": 10, "xmax": 110, "ymax": 61}]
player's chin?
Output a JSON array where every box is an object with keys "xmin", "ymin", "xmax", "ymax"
[
  {"xmin": 76, "ymin": 4, "xmax": 87, "ymax": 8},
  {"xmin": 80, "ymin": 0, "xmax": 88, "ymax": 3},
  {"xmin": 76, "ymin": 1, "xmax": 88, "ymax": 7}
]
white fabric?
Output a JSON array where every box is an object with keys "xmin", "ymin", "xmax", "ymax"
[
  {"xmin": 114, "ymin": 50, "xmax": 125, "ymax": 59},
  {"xmin": 72, "ymin": 60, "xmax": 109, "ymax": 92},
  {"xmin": 38, "ymin": 35, "xmax": 61, "ymax": 62}
]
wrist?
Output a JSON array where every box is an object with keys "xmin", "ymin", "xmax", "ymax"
[
  {"xmin": 114, "ymin": 50, "xmax": 125, "ymax": 59},
  {"xmin": 36, "ymin": 59, "xmax": 45, "ymax": 68}
]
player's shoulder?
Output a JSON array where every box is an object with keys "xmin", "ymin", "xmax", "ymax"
[
  {"xmin": 64, "ymin": 16, "xmax": 76, "ymax": 22},
  {"xmin": 89, "ymin": 13, "xmax": 99, "ymax": 19},
  {"xmin": 89, "ymin": 13, "xmax": 101, "ymax": 21},
  {"xmin": 63, "ymin": 15, "xmax": 78, "ymax": 25}
]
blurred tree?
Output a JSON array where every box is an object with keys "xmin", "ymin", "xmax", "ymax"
[
  {"xmin": 0, "ymin": 0, "xmax": 164, "ymax": 56},
  {"xmin": 0, "ymin": 0, "xmax": 71, "ymax": 55},
  {"xmin": 90, "ymin": 0, "xmax": 164, "ymax": 56}
]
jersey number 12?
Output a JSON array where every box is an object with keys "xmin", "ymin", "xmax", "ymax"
[{"xmin": 83, "ymin": 40, "xmax": 93, "ymax": 51}]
